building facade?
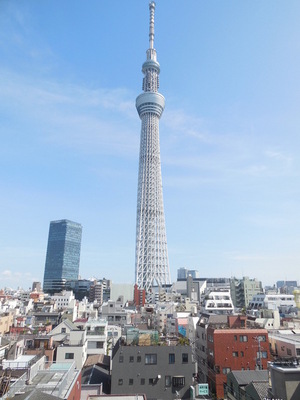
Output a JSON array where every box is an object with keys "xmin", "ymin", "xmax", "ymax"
[
  {"xmin": 111, "ymin": 340, "xmax": 197, "ymax": 400},
  {"xmin": 43, "ymin": 219, "xmax": 82, "ymax": 294},
  {"xmin": 206, "ymin": 326, "xmax": 269, "ymax": 399},
  {"xmin": 135, "ymin": 1, "xmax": 171, "ymax": 293},
  {"xmin": 230, "ymin": 276, "xmax": 263, "ymax": 309}
]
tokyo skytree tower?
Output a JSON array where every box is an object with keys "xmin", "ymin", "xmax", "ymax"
[{"xmin": 135, "ymin": 1, "xmax": 171, "ymax": 293}]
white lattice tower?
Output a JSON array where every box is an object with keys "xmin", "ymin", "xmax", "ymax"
[{"xmin": 135, "ymin": 1, "xmax": 171, "ymax": 293}]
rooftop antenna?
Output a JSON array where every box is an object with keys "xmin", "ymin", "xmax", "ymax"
[{"xmin": 149, "ymin": 2, "xmax": 155, "ymax": 50}]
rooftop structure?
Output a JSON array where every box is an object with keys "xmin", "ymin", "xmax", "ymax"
[{"xmin": 4, "ymin": 360, "xmax": 81, "ymax": 400}]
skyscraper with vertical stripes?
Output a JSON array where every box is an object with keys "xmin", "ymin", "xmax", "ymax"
[
  {"xmin": 135, "ymin": 2, "xmax": 171, "ymax": 293},
  {"xmin": 43, "ymin": 219, "xmax": 82, "ymax": 294}
]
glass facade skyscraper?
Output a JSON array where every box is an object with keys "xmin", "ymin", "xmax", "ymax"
[{"xmin": 43, "ymin": 219, "xmax": 82, "ymax": 294}]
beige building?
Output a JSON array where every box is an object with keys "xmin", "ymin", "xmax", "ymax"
[{"xmin": 0, "ymin": 312, "xmax": 14, "ymax": 335}]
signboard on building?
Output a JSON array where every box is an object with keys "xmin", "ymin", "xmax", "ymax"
[{"xmin": 198, "ymin": 383, "xmax": 209, "ymax": 395}]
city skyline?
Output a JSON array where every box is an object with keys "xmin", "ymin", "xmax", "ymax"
[{"xmin": 1, "ymin": 1, "xmax": 300, "ymax": 289}]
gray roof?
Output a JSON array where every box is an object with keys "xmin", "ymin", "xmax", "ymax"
[
  {"xmin": 247, "ymin": 380, "xmax": 269, "ymax": 399},
  {"xmin": 229, "ymin": 370, "xmax": 268, "ymax": 385},
  {"xmin": 14, "ymin": 388, "xmax": 61, "ymax": 399}
]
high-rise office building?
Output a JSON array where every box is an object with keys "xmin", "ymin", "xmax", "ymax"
[
  {"xmin": 43, "ymin": 219, "xmax": 82, "ymax": 294},
  {"xmin": 135, "ymin": 2, "xmax": 171, "ymax": 293}
]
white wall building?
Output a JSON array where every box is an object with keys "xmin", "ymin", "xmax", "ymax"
[
  {"xmin": 203, "ymin": 289, "xmax": 234, "ymax": 314},
  {"xmin": 249, "ymin": 294, "xmax": 296, "ymax": 311},
  {"xmin": 86, "ymin": 318, "xmax": 108, "ymax": 356},
  {"xmin": 51, "ymin": 290, "xmax": 75, "ymax": 310}
]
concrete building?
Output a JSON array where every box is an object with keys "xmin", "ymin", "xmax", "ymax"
[
  {"xmin": 0, "ymin": 312, "xmax": 14, "ymax": 334},
  {"xmin": 111, "ymin": 338, "xmax": 197, "ymax": 399},
  {"xmin": 269, "ymin": 330, "xmax": 300, "ymax": 359},
  {"xmin": 268, "ymin": 360, "xmax": 300, "ymax": 400},
  {"xmin": 230, "ymin": 276, "xmax": 263, "ymax": 309},
  {"xmin": 248, "ymin": 293, "xmax": 296, "ymax": 312},
  {"xmin": 247, "ymin": 308, "xmax": 280, "ymax": 330},
  {"xmin": 86, "ymin": 318, "xmax": 108, "ymax": 356},
  {"xmin": 89, "ymin": 282, "xmax": 103, "ymax": 304},
  {"xmin": 177, "ymin": 268, "xmax": 200, "ymax": 280},
  {"xmin": 51, "ymin": 291, "xmax": 75, "ymax": 310},
  {"xmin": 48, "ymin": 319, "xmax": 87, "ymax": 369},
  {"xmin": 101, "ymin": 299, "xmax": 132, "ymax": 326},
  {"xmin": 203, "ymin": 289, "xmax": 234, "ymax": 314},
  {"xmin": 110, "ymin": 283, "xmax": 133, "ymax": 303}
]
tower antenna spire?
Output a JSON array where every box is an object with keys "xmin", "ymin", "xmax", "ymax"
[{"xmin": 149, "ymin": 2, "xmax": 155, "ymax": 50}]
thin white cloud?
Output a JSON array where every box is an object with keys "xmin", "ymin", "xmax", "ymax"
[
  {"xmin": 0, "ymin": 69, "xmax": 139, "ymax": 157},
  {"xmin": 1, "ymin": 270, "xmax": 12, "ymax": 277}
]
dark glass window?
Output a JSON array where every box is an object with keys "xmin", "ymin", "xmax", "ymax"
[
  {"xmin": 169, "ymin": 353, "xmax": 175, "ymax": 364},
  {"xmin": 182, "ymin": 353, "xmax": 188, "ymax": 363},
  {"xmin": 145, "ymin": 354, "xmax": 157, "ymax": 365},
  {"xmin": 172, "ymin": 376, "xmax": 185, "ymax": 387},
  {"xmin": 165, "ymin": 375, "xmax": 171, "ymax": 387}
]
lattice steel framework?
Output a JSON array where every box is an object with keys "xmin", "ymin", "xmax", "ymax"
[{"xmin": 135, "ymin": 2, "xmax": 171, "ymax": 293}]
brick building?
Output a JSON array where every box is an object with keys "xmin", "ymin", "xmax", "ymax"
[{"xmin": 206, "ymin": 324, "xmax": 269, "ymax": 398}]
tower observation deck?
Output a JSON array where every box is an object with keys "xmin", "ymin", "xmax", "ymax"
[{"xmin": 135, "ymin": 1, "xmax": 171, "ymax": 293}]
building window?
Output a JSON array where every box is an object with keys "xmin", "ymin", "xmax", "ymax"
[
  {"xmin": 223, "ymin": 367, "xmax": 231, "ymax": 375},
  {"xmin": 296, "ymin": 349, "xmax": 300, "ymax": 356},
  {"xmin": 165, "ymin": 375, "xmax": 171, "ymax": 387},
  {"xmin": 232, "ymin": 352, "xmax": 238, "ymax": 357},
  {"xmin": 129, "ymin": 379, "xmax": 133, "ymax": 385},
  {"xmin": 118, "ymin": 379, "xmax": 123, "ymax": 385},
  {"xmin": 287, "ymin": 348, "xmax": 292, "ymax": 356},
  {"xmin": 145, "ymin": 354, "xmax": 157, "ymax": 365},
  {"xmin": 129, "ymin": 356, "xmax": 134, "ymax": 362},
  {"xmin": 96, "ymin": 341, "xmax": 103, "ymax": 348},
  {"xmin": 119, "ymin": 355, "xmax": 123, "ymax": 363},
  {"xmin": 169, "ymin": 353, "xmax": 175, "ymax": 364},
  {"xmin": 259, "ymin": 335, "xmax": 266, "ymax": 342},
  {"xmin": 172, "ymin": 376, "xmax": 185, "ymax": 387},
  {"xmin": 65, "ymin": 353, "xmax": 74, "ymax": 359},
  {"xmin": 137, "ymin": 355, "xmax": 141, "ymax": 362},
  {"xmin": 61, "ymin": 328, "xmax": 66, "ymax": 333},
  {"xmin": 149, "ymin": 378, "xmax": 155, "ymax": 384},
  {"xmin": 141, "ymin": 378, "xmax": 145, "ymax": 385},
  {"xmin": 239, "ymin": 335, "xmax": 248, "ymax": 342},
  {"xmin": 240, "ymin": 351, "xmax": 244, "ymax": 357},
  {"xmin": 234, "ymin": 335, "xmax": 237, "ymax": 341},
  {"xmin": 208, "ymin": 334, "xmax": 213, "ymax": 343},
  {"xmin": 182, "ymin": 353, "xmax": 188, "ymax": 363}
]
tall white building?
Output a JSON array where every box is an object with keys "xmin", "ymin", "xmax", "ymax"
[{"xmin": 135, "ymin": 2, "xmax": 171, "ymax": 293}]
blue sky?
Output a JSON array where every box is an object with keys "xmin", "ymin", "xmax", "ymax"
[{"xmin": 1, "ymin": 0, "xmax": 300, "ymax": 290}]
